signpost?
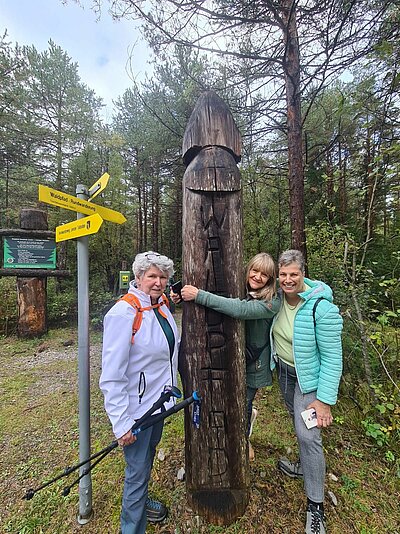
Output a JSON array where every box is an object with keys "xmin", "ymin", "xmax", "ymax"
[
  {"xmin": 39, "ymin": 176, "xmax": 125, "ymax": 524},
  {"xmin": 39, "ymin": 184, "xmax": 126, "ymax": 224},
  {"xmin": 56, "ymin": 213, "xmax": 103, "ymax": 243},
  {"xmin": 88, "ymin": 172, "xmax": 110, "ymax": 201}
]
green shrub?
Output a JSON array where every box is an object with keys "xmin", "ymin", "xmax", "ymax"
[{"xmin": 0, "ymin": 277, "xmax": 17, "ymax": 335}]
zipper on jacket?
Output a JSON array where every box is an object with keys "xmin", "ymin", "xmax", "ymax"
[{"xmin": 138, "ymin": 371, "xmax": 146, "ymax": 404}]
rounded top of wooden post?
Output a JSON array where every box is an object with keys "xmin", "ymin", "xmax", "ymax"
[{"xmin": 182, "ymin": 91, "xmax": 242, "ymax": 166}]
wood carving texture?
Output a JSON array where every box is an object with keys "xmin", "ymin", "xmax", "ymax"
[{"xmin": 180, "ymin": 91, "xmax": 249, "ymax": 524}]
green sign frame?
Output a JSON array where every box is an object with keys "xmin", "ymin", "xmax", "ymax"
[{"xmin": 3, "ymin": 237, "xmax": 56, "ymax": 269}]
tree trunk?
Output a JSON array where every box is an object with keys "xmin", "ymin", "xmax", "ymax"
[
  {"xmin": 281, "ymin": 0, "xmax": 307, "ymax": 262},
  {"xmin": 326, "ymin": 150, "xmax": 334, "ymax": 222},
  {"xmin": 338, "ymin": 135, "xmax": 348, "ymax": 225},
  {"xmin": 17, "ymin": 209, "xmax": 48, "ymax": 338},
  {"xmin": 363, "ymin": 126, "xmax": 376, "ymax": 242}
]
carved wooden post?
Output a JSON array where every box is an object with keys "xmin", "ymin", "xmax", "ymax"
[
  {"xmin": 180, "ymin": 91, "xmax": 249, "ymax": 524},
  {"xmin": 16, "ymin": 209, "xmax": 48, "ymax": 337}
]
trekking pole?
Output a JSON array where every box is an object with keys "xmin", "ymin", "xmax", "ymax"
[
  {"xmin": 23, "ymin": 385, "xmax": 183, "ymax": 500},
  {"xmin": 131, "ymin": 391, "xmax": 201, "ymax": 434},
  {"xmin": 60, "ymin": 390, "xmax": 201, "ymax": 497}
]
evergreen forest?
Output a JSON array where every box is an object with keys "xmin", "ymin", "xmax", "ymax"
[{"xmin": 0, "ymin": 1, "xmax": 399, "ymax": 525}]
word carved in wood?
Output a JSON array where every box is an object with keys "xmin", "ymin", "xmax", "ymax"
[{"xmin": 180, "ymin": 91, "xmax": 250, "ymax": 525}]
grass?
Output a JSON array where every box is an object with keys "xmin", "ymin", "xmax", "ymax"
[{"xmin": 1, "ymin": 318, "xmax": 399, "ymax": 533}]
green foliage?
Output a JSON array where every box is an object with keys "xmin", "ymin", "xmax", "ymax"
[
  {"xmin": 306, "ymin": 221, "xmax": 348, "ymax": 289},
  {"xmin": 242, "ymin": 164, "xmax": 290, "ymax": 261},
  {"xmin": 46, "ymin": 278, "xmax": 115, "ymax": 329},
  {"xmin": 361, "ymin": 418, "xmax": 389, "ymax": 447},
  {"xmin": 361, "ymin": 384, "xmax": 400, "ymax": 449},
  {"xmin": 0, "ymin": 277, "xmax": 17, "ymax": 335},
  {"xmin": 339, "ymin": 474, "xmax": 359, "ymax": 495},
  {"xmin": 89, "ymin": 285, "xmax": 115, "ymax": 330},
  {"xmin": 46, "ymin": 279, "xmax": 77, "ymax": 325}
]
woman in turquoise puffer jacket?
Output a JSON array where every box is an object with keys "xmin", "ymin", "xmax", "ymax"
[{"xmin": 272, "ymin": 249, "xmax": 343, "ymax": 534}]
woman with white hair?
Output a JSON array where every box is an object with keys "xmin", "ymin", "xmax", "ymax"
[{"xmin": 100, "ymin": 251, "xmax": 179, "ymax": 534}]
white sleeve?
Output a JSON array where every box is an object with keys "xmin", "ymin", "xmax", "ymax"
[{"xmin": 99, "ymin": 308, "xmax": 136, "ymax": 439}]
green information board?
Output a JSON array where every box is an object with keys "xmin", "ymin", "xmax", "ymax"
[{"xmin": 3, "ymin": 237, "xmax": 56, "ymax": 269}]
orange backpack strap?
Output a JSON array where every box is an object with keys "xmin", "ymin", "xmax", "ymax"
[
  {"xmin": 118, "ymin": 293, "xmax": 170, "ymax": 343},
  {"xmin": 158, "ymin": 294, "xmax": 170, "ymax": 318}
]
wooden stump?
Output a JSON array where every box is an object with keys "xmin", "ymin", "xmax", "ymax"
[{"xmin": 180, "ymin": 91, "xmax": 249, "ymax": 524}]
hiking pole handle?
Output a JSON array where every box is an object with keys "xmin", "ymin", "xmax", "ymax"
[
  {"xmin": 131, "ymin": 385, "xmax": 182, "ymax": 432},
  {"xmin": 132, "ymin": 391, "xmax": 201, "ymax": 435}
]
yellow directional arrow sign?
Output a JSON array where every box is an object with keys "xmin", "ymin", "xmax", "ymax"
[
  {"xmin": 39, "ymin": 184, "xmax": 126, "ymax": 224},
  {"xmin": 88, "ymin": 172, "xmax": 110, "ymax": 201},
  {"xmin": 56, "ymin": 214, "xmax": 104, "ymax": 242}
]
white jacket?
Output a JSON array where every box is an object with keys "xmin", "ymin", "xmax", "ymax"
[{"xmin": 99, "ymin": 284, "xmax": 180, "ymax": 439}]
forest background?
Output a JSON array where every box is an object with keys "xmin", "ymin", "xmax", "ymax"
[{"xmin": 0, "ymin": 0, "xmax": 399, "ymax": 521}]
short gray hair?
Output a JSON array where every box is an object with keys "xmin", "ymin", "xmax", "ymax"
[
  {"xmin": 278, "ymin": 249, "xmax": 305, "ymax": 272},
  {"xmin": 132, "ymin": 251, "xmax": 175, "ymax": 279}
]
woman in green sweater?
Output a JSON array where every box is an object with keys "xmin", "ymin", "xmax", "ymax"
[{"xmin": 179, "ymin": 252, "xmax": 280, "ymax": 461}]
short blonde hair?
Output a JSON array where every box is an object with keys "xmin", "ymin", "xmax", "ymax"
[{"xmin": 245, "ymin": 252, "xmax": 277, "ymax": 301}]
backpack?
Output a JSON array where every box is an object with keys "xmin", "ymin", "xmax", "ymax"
[
  {"xmin": 312, "ymin": 297, "xmax": 324, "ymax": 328},
  {"xmin": 118, "ymin": 293, "xmax": 170, "ymax": 344},
  {"xmin": 312, "ymin": 297, "xmax": 325, "ymax": 351}
]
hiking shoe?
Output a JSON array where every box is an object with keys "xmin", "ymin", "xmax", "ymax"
[
  {"xmin": 146, "ymin": 497, "xmax": 168, "ymax": 523},
  {"xmin": 278, "ymin": 457, "xmax": 303, "ymax": 478},
  {"xmin": 249, "ymin": 407, "xmax": 258, "ymax": 437},
  {"xmin": 305, "ymin": 503, "xmax": 326, "ymax": 534}
]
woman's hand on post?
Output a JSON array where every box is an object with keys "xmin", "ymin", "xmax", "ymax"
[
  {"xmin": 117, "ymin": 430, "xmax": 136, "ymax": 447},
  {"xmin": 306, "ymin": 399, "xmax": 333, "ymax": 428},
  {"xmin": 181, "ymin": 285, "xmax": 199, "ymax": 301}
]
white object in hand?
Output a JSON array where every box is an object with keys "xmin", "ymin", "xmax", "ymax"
[{"xmin": 301, "ymin": 408, "xmax": 318, "ymax": 429}]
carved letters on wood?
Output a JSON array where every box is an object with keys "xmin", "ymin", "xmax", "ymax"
[{"xmin": 180, "ymin": 91, "xmax": 249, "ymax": 525}]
